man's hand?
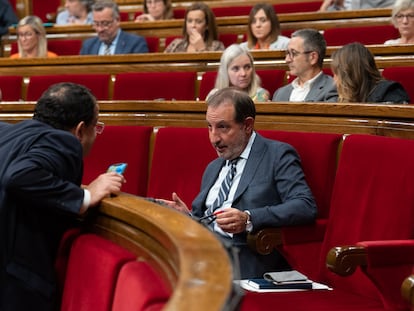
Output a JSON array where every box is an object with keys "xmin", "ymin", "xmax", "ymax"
[
  {"xmin": 85, "ymin": 172, "xmax": 126, "ymax": 208},
  {"xmin": 215, "ymin": 207, "xmax": 249, "ymax": 234},
  {"xmin": 157, "ymin": 192, "xmax": 190, "ymax": 214}
]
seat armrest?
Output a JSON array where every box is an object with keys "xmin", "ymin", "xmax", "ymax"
[
  {"xmin": 401, "ymin": 274, "xmax": 414, "ymax": 306},
  {"xmin": 326, "ymin": 245, "xmax": 367, "ymax": 276},
  {"xmin": 247, "ymin": 228, "xmax": 282, "ymax": 255}
]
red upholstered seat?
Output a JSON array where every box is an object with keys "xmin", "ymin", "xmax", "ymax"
[
  {"xmin": 82, "ymin": 126, "xmax": 153, "ymax": 196},
  {"xmin": 382, "ymin": 67, "xmax": 414, "ymax": 103},
  {"xmin": 0, "ymin": 75, "xmax": 23, "ymax": 101},
  {"xmin": 256, "ymin": 69, "xmax": 287, "ymax": 96},
  {"xmin": 241, "ymin": 134, "xmax": 414, "ymax": 310},
  {"xmin": 199, "ymin": 71, "xmax": 217, "ymax": 100},
  {"xmin": 323, "ymin": 25, "xmax": 400, "ymax": 46},
  {"xmin": 147, "ymin": 127, "xmax": 217, "ymax": 208},
  {"xmin": 273, "ymin": 1, "xmax": 322, "ymax": 13},
  {"xmin": 212, "ymin": 6, "xmax": 252, "ymax": 17},
  {"xmin": 145, "ymin": 36, "xmax": 160, "ymax": 53},
  {"xmin": 60, "ymin": 234, "xmax": 136, "ymax": 311},
  {"xmin": 257, "ymin": 130, "xmax": 342, "ymax": 279},
  {"xmin": 48, "ymin": 39, "xmax": 83, "ymax": 56},
  {"xmin": 219, "ymin": 33, "xmax": 239, "ymax": 47},
  {"xmin": 32, "ymin": 0, "xmax": 61, "ymax": 21},
  {"xmin": 112, "ymin": 72, "xmax": 197, "ymax": 100},
  {"xmin": 112, "ymin": 261, "xmax": 171, "ymax": 311},
  {"xmin": 25, "ymin": 74, "xmax": 111, "ymax": 101}
]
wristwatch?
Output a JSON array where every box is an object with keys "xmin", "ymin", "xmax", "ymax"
[{"xmin": 244, "ymin": 210, "xmax": 253, "ymax": 232}]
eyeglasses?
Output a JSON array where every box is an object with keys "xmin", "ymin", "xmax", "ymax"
[
  {"xmin": 285, "ymin": 49, "xmax": 313, "ymax": 59},
  {"xmin": 95, "ymin": 121, "xmax": 105, "ymax": 134},
  {"xmin": 17, "ymin": 31, "xmax": 35, "ymax": 39},
  {"xmin": 93, "ymin": 20, "xmax": 114, "ymax": 28},
  {"xmin": 395, "ymin": 13, "xmax": 414, "ymax": 21}
]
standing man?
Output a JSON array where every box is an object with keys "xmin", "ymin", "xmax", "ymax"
[
  {"xmin": 161, "ymin": 87, "xmax": 317, "ymax": 279},
  {"xmin": 0, "ymin": 83, "xmax": 126, "ymax": 310},
  {"xmin": 272, "ymin": 28, "xmax": 338, "ymax": 102},
  {"xmin": 80, "ymin": 0, "xmax": 148, "ymax": 55}
]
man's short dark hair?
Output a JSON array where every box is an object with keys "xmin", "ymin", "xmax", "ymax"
[
  {"xmin": 207, "ymin": 87, "xmax": 256, "ymax": 123},
  {"xmin": 33, "ymin": 82, "xmax": 97, "ymax": 131},
  {"xmin": 292, "ymin": 28, "xmax": 326, "ymax": 68}
]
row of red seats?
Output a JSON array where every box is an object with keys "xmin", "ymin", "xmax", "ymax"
[
  {"xmin": 82, "ymin": 125, "xmax": 414, "ymax": 310},
  {"xmin": 1, "ymin": 66, "xmax": 413, "ymax": 103}
]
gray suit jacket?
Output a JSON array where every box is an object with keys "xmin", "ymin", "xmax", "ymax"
[
  {"xmin": 272, "ymin": 73, "xmax": 338, "ymax": 102},
  {"xmin": 80, "ymin": 30, "xmax": 148, "ymax": 55},
  {"xmin": 192, "ymin": 133, "xmax": 317, "ymax": 278}
]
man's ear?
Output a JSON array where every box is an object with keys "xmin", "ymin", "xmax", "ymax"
[
  {"xmin": 72, "ymin": 121, "xmax": 86, "ymax": 141},
  {"xmin": 244, "ymin": 117, "xmax": 254, "ymax": 133}
]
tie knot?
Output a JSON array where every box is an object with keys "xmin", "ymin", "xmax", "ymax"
[{"xmin": 229, "ymin": 157, "xmax": 239, "ymax": 166}]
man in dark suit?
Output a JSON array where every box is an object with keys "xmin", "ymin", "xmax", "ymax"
[
  {"xmin": 272, "ymin": 29, "xmax": 338, "ymax": 102},
  {"xmin": 80, "ymin": 0, "xmax": 148, "ymax": 55},
  {"xmin": 161, "ymin": 87, "xmax": 317, "ymax": 279},
  {"xmin": 0, "ymin": 83, "xmax": 126, "ymax": 311}
]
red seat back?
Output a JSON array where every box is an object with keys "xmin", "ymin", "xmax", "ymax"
[
  {"xmin": 382, "ymin": 67, "xmax": 414, "ymax": 103},
  {"xmin": 199, "ymin": 71, "xmax": 217, "ymax": 100},
  {"xmin": 26, "ymin": 74, "xmax": 111, "ymax": 101},
  {"xmin": 319, "ymin": 134, "xmax": 414, "ymax": 299},
  {"xmin": 256, "ymin": 69, "xmax": 287, "ymax": 96},
  {"xmin": 323, "ymin": 25, "xmax": 400, "ymax": 46},
  {"xmin": 61, "ymin": 234, "xmax": 136, "ymax": 311},
  {"xmin": 113, "ymin": 72, "xmax": 197, "ymax": 100},
  {"xmin": 82, "ymin": 126, "xmax": 153, "ymax": 196},
  {"xmin": 219, "ymin": 33, "xmax": 239, "ymax": 47},
  {"xmin": 32, "ymin": 1, "xmax": 61, "ymax": 21},
  {"xmin": 145, "ymin": 36, "xmax": 160, "ymax": 53},
  {"xmin": 147, "ymin": 127, "xmax": 217, "ymax": 207},
  {"xmin": 48, "ymin": 39, "xmax": 83, "ymax": 56},
  {"xmin": 0, "ymin": 75, "xmax": 22, "ymax": 101},
  {"xmin": 273, "ymin": 1, "xmax": 322, "ymax": 13},
  {"xmin": 112, "ymin": 261, "xmax": 171, "ymax": 311},
  {"xmin": 212, "ymin": 6, "xmax": 252, "ymax": 17}
]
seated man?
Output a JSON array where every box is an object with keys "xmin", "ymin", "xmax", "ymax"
[
  {"xmin": 80, "ymin": 0, "xmax": 148, "ymax": 55},
  {"xmin": 272, "ymin": 28, "xmax": 338, "ymax": 102},
  {"xmin": 160, "ymin": 87, "xmax": 317, "ymax": 279}
]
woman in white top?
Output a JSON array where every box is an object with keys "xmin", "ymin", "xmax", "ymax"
[
  {"xmin": 56, "ymin": 0, "xmax": 94, "ymax": 25},
  {"xmin": 384, "ymin": 0, "xmax": 414, "ymax": 44},
  {"xmin": 239, "ymin": 3, "xmax": 289, "ymax": 51}
]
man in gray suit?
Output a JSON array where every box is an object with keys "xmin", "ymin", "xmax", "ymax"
[
  {"xmin": 80, "ymin": 0, "xmax": 148, "ymax": 55},
  {"xmin": 272, "ymin": 29, "xmax": 337, "ymax": 102},
  {"xmin": 161, "ymin": 87, "xmax": 317, "ymax": 279}
]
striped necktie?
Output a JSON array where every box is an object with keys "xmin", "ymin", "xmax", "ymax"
[
  {"xmin": 104, "ymin": 44, "xmax": 111, "ymax": 55},
  {"xmin": 210, "ymin": 157, "xmax": 239, "ymax": 213}
]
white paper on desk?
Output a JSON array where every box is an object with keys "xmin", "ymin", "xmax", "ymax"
[{"xmin": 238, "ymin": 280, "xmax": 332, "ymax": 293}]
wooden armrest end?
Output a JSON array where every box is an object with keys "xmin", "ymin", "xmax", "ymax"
[
  {"xmin": 401, "ymin": 274, "xmax": 414, "ymax": 306},
  {"xmin": 247, "ymin": 228, "xmax": 282, "ymax": 255},
  {"xmin": 326, "ymin": 245, "xmax": 367, "ymax": 276}
]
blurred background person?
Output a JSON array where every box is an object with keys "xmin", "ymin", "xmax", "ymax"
[
  {"xmin": 385, "ymin": 0, "xmax": 414, "ymax": 44},
  {"xmin": 80, "ymin": 0, "xmax": 148, "ymax": 55},
  {"xmin": 10, "ymin": 15, "xmax": 57, "ymax": 58},
  {"xmin": 331, "ymin": 42, "xmax": 409, "ymax": 103},
  {"xmin": 135, "ymin": 0, "xmax": 173, "ymax": 22},
  {"xmin": 164, "ymin": 2, "xmax": 224, "ymax": 52},
  {"xmin": 320, "ymin": 0, "xmax": 395, "ymax": 11},
  {"xmin": 56, "ymin": 0, "xmax": 94, "ymax": 25},
  {"xmin": 240, "ymin": 3, "xmax": 289, "ymax": 50},
  {"xmin": 207, "ymin": 44, "xmax": 269, "ymax": 101},
  {"xmin": 0, "ymin": 0, "xmax": 18, "ymax": 36}
]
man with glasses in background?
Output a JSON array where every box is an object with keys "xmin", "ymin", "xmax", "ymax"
[
  {"xmin": 272, "ymin": 28, "xmax": 338, "ymax": 102},
  {"xmin": 0, "ymin": 82, "xmax": 126, "ymax": 310},
  {"xmin": 80, "ymin": 0, "xmax": 148, "ymax": 55}
]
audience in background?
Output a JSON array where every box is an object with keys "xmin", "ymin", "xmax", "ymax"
[
  {"xmin": 80, "ymin": 0, "xmax": 148, "ymax": 55},
  {"xmin": 319, "ymin": 0, "xmax": 395, "ymax": 11},
  {"xmin": 385, "ymin": 0, "xmax": 414, "ymax": 44},
  {"xmin": 0, "ymin": 0, "xmax": 18, "ymax": 36},
  {"xmin": 56, "ymin": 0, "xmax": 94, "ymax": 25},
  {"xmin": 135, "ymin": 0, "xmax": 173, "ymax": 22},
  {"xmin": 240, "ymin": 3, "xmax": 289, "ymax": 51},
  {"xmin": 207, "ymin": 44, "xmax": 269, "ymax": 101},
  {"xmin": 272, "ymin": 28, "xmax": 337, "ymax": 102},
  {"xmin": 10, "ymin": 15, "xmax": 57, "ymax": 58},
  {"xmin": 164, "ymin": 2, "xmax": 224, "ymax": 53},
  {"xmin": 331, "ymin": 42, "xmax": 409, "ymax": 103}
]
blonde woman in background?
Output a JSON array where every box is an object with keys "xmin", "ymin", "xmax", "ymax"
[
  {"xmin": 135, "ymin": 0, "xmax": 173, "ymax": 22},
  {"xmin": 207, "ymin": 44, "xmax": 269, "ymax": 101},
  {"xmin": 240, "ymin": 3, "xmax": 289, "ymax": 50},
  {"xmin": 10, "ymin": 16, "xmax": 57, "ymax": 58},
  {"xmin": 385, "ymin": 0, "xmax": 414, "ymax": 44}
]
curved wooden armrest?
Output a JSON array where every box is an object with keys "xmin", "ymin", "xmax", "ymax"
[
  {"xmin": 326, "ymin": 245, "xmax": 367, "ymax": 276},
  {"xmin": 247, "ymin": 228, "xmax": 282, "ymax": 255},
  {"xmin": 401, "ymin": 274, "xmax": 414, "ymax": 306}
]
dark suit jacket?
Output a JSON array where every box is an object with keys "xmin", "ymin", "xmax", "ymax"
[
  {"xmin": 0, "ymin": 120, "xmax": 84, "ymax": 311},
  {"xmin": 192, "ymin": 133, "xmax": 317, "ymax": 278},
  {"xmin": 80, "ymin": 30, "xmax": 148, "ymax": 55},
  {"xmin": 272, "ymin": 73, "xmax": 338, "ymax": 102}
]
